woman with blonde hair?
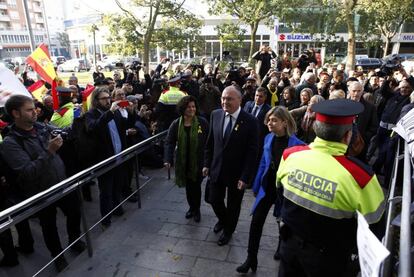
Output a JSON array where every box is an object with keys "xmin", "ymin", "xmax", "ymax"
[{"xmin": 236, "ymin": 106, "xmax": 304, "ymax": 273}]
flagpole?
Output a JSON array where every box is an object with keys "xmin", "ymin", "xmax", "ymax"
[{"xmin": 22, "ymin": 0, "xmax": 36, "ymax": 51}]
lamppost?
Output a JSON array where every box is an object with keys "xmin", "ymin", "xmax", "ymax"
[{"xmin": 91, "ymin": 24, "xmax": 99, "ymax": 68}]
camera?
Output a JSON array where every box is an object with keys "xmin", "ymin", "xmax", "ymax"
[
  {"xmin": 50, "ymin": 129, "xmax": 68, "ymax": 140},
  {"xmin": 377, "ymin": 54, "xmax": 402, "ymax": 77}
]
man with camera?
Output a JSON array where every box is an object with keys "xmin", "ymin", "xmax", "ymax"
[
  {"xmin": 0, "ymin": 95, "xmax": 84, "ymax": 272},
  {"xmin": 252, "ymin": 45, "xmax": 277, "ymax": 80}
]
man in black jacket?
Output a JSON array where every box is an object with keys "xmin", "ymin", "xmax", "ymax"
[
  {"xmin": 373, "ymin": 68, "xmax": 414, "ymax": 175},
  {"xmin": 203, "ymin": 85, "xmax": 259, "ymax": 246},
  {"xmin": 85, "ymin": 87, "xmax": 128, "ymax": 227},
  {"xmin": 0, "ymin": 95, "xmax": 84, "ymax": 272}
]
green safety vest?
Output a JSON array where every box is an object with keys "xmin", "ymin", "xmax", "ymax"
[
  {"xmin": 277, "ymin": 137, "xmax": 385, "ymax": 224},
  {"xmin": 158, "ymin": 86, "xmax": 186, "ymax": 105},
  {"xmin": 50, "ymin": 102, "xmax": 75, "ymax": 128}
]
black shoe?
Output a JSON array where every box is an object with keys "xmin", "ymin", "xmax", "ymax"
[
  {"xmin": 236, "ymin": 256, "xmax": 258, "ymax": 273},
  {"xmin": 217, "ymin": 233, "xmax": 231, "ymax": 246},
  {"xmin": 101, "ymin": 221, "xmax": 111, "ymax": 231},
  {"xmin": 113, "ymin": 207, "xmax": 124, "ymax": 216},
  {"xmin": 127, "ymin": 193, "xmax": 138, "ymax": 203},
  {"xmin": 54, "ymin": 256, "xmax": 68, "ymax": 272},
  {"xmin": 273, "ymin": 249, "xmax": 281, "ymax": 260},
  {"xmin": 15, "ymin": 245, "xmax": 34, "ymax": 254},
  {"xmin": 194, "ymin": 211, "xmax": 201, "ymax": 223},
  {"xmin": 185, "ymin": 210, "xmax": 194, "ymax": 219},
  {"xmin": 0, "ymin": 257, "xmax": 19, "ymax": 267},
  {"xmin": 213, "ymin": 221, "xmax": 224, "ymax": 233},
  {"xmin": 274, "ymin": 238, "xmax": 281, "ymax": 260},
  {"xmin": 70, "ymin": 240, "xmax": 86, "ymax": 253}
]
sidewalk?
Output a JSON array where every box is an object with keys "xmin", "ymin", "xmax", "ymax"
[{"xmin": 57, "ymin": 168, "xmax": 280, "ymax": 276}]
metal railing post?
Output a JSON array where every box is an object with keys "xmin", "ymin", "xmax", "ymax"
[
  {"xmin": 134, "ymin": 155, "xmax": 141, "ymax": 209},
  {"xmin": 77, "ymin": 187, "xmax": 93, "ymax": 257},
  {"xmin": 399, "ymin": 141, "xmax": 412, "ymax": 277},
  {"xmin": 382, "ymin": 139, "xmax": 401, "ymax": 277}
]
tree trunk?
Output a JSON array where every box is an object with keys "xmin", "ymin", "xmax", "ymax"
[
  {"xmin": 346, "ymin": 13, "xmax": 356, "ymax": 72},
  {"xmin": 383, "ymin": 37, "xmax": 391, "ymax": 58},
  {"xmin": 143, "ymin": 37, "xmax": 150, "ymax": 74},
  {"xmin": 249, "ymin": 22, "xmax": 259, "ymax": 64}
]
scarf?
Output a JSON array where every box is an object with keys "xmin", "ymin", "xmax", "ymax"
[
  {"xmin": 267, "ymin": 84, "xmax": 278, "ymax": 107},
  {"xmin": 175, "ymin": 116, "xmax": 199, "ymax": 187}
]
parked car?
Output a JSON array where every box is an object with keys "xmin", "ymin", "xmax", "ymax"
[
  {"xmin": 57, "ymin": 59, "xmax": 91, "ymax": 72},
  {"xmin": 355, "ymin": 58, "xmax": 383, "ymax": 71},
  {"xmin": 0, "ymin": 60, "xmax": 16, "ymax": 70},
  {"xmin": 383, "ymin": 53, "xmax": 414, "ymax": 63},
  {"xmin": 96, "ymin": 56, "xmax": 123, "ymax": 71},
  {"xmin": 51, "ymin": 56, "xmax": 66, "ymax": 67}
]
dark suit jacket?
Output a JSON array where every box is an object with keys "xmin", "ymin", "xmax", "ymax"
[
  {"xmin": 204, "ymin": 108, "xmax": 259, "ymax": 192},
  {"xmin": 243, "ymin": 101, "xmax": 271, "ymax": 149},
  {"xmin": 85, "ymin": 108, "xmax": 127, "ymax": 163}
]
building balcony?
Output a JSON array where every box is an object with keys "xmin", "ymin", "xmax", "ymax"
[
  {"xmin": 0, "ymin": 3, "xmax": 7, "ymax": 9},
  {"xmin": 34, "ymin": 16, "xmax": 43, "ymax": 23},
  {"xmin": 33, "ymin": 5, "xmax": 42, "ymax": 13},
  {"xmin": 0, "ymin": 15, "xmax": 10, "ymax": 22}
]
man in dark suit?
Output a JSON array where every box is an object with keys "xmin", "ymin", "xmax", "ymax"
[
  {"xmin": 243, "ymin": 87, "xmax": 271, "ymax": 156},
  {"xmin": 203, "ymin": 85, "xmax": 259, "ymax": 246},
  {"xmin": 85, "ymin": 87, "xmax": 128, "ymax": 228}
]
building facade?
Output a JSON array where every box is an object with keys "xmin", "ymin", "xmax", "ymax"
[{"xmin": 0, "ymin": 0, "xmax": 47, "ymax": 60}]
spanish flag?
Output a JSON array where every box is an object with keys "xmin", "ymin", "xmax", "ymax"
[
  {"xmin": 26, "ymin": 44, "xmax": 59, "ymax": 110},
  {"xmin": 26, "ymin": 43, "xmax": 56, "ymax": 85},
  {"xmin": 82, "ymin": 84, "xmax": 95, "ymax": 112},
  {"xmin": 27, "ymin": 80, "xmax": 48, "ymax": 102}
]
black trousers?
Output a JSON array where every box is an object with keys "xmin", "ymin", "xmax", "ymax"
[
  {"xmin": 247, "ymin": 190, "xmax": 277, "ymax": 257},
  {"xmin": 211, "ymin": 182, "xmax": 245, "ymax": 235},
  {"xmin": 97, "ymin": 164, "xmax": 126, "ymax": 225},
  {"xmin": 37, "ymin": 192, "xmax": 81, "ymax": 257},
  {"xmin": 185, "ymin": 176, "xmax": 202, "ymax": 212},
  {"xmin": 278, "ymin": 235, "xmax": 348, "ymax": 277},
  {"xmin": 0, "ymin": 220, "xmax": 33, "ymax": 260}
]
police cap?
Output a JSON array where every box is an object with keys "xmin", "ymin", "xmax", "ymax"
[
  {"xmin": 56, "ymin": 86, "xmax": 72, "ymax": 96},
  {"xmin": 312, "ymin": 99, "xmax": 364, "ymax": 125}
]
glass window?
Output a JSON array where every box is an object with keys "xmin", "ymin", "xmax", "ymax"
[{"xmin": 9, "ymin": 10, "xmax": 18, "ymax": 19}]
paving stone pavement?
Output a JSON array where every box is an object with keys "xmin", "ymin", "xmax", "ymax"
[{"xmin": 1, "ymin": 168, "xmax": 280, "ymax": 277}]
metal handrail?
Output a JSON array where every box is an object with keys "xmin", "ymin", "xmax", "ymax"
[
  {"xmin": 382, "ymin": 138, "xmax": 412, "ymax": 277},
  {"xmin": 0, "ymin": 130, "xmax": 167, "ymax": 229},
  {"xmin": 399, "ymin": 141, "xmax": 412, "ymax": 277}
]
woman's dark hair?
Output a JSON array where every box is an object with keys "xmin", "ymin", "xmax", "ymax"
[
  {"xmin": 5, "ymin": 95, "xmax": 34, "ymax": 118},
  {"xmin": 282, "ymin": 86, "xmax": 295, "ymax": 100},
  {"xmin": 177, "ymin": 95, "xmax": 199, "ymax": 116}
]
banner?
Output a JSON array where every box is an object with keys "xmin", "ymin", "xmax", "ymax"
[{"xmin": 0, "ymin": 65, "xmax": 31, "ymax": 107}]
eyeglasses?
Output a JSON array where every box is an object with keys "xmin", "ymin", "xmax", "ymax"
[{"xmin": 98, "ymin": 96, "xmax": 111, "ymax": 101}]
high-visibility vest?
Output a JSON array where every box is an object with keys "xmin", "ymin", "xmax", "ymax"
[
  {"xmin": 158, "ymin": 86, "xmax": 186, "ymax": 105},
  {"xmin": 277, "ymin": 137, "xmax": 385, "ymax": 224},
  {"xmin": 50, "ymin": 102, "xmax": 79, "ymax": 128}
]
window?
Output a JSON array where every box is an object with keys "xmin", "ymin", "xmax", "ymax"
[
  {"xmin": 14, "ymin": 34, "xmax": 19, "ymax": 42},
  {"xmin": 7, "ymin": 34, "xmax": 13, "ymax": 42},
  {"xmin": 7, "ymin": 0, "xmax": 16, "ymax": 8},
  {"xmin": 1, "ymin": 35, "xmax": 7, "ymax": 42},
  {"xmin": 9, "ymin": 10, "xmax": 18, "ymax": 19}
]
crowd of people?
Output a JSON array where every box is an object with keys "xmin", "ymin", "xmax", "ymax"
[{"xmin": 0, "ymin": 46, "xmax": 413, "ymax": 275}]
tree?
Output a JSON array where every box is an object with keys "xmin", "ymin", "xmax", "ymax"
[
  {"xmin": 360, "ymin": 0, "xmax": 414, "ymax": 57},
  {"xmin": 154, "ymin": 14, "xmax": 203, "ymax": 56},
  {"xmin": 107, "ymin": 0, "xmax": 200, "ymax": 73},
  {"xmin": 208, "ymin": 0, "xmax": 283, "ymax": 63},
  {"xmin": 56, "ymin": 32, "xmax": 70, "ymax": 52},
  {"xmin": 215, "ymin": 22, "xmax": 246, "ymax": 57}
]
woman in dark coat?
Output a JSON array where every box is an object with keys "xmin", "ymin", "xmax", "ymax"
[
  {"xmin": 164, "ymin": 96, "xmax": 209, "ymax": 222},
  {"xmin": 236, "ymin": 106, "xmax": 304, "ymax": 273}
]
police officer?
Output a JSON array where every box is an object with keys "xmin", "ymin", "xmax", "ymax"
[
  {"xmin": 50, "ymin": 87, "xmax": 81, "ymax": 128},
  {"xmin": 153, "ymin": 75, "xmax": 186, "ymax": 132},
  {"xmin": 276, "ymin": 99, "xmax": 385, "ymax": 277}
]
